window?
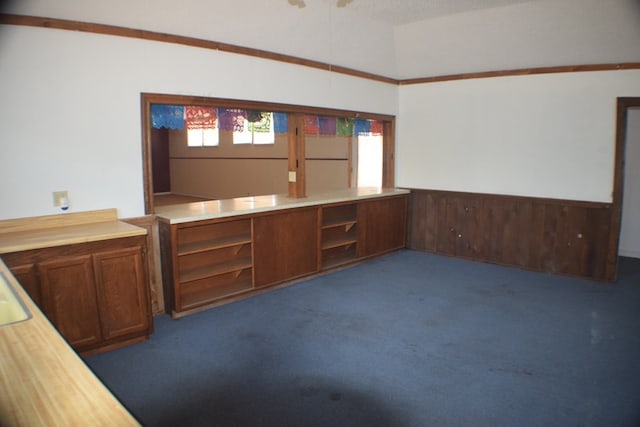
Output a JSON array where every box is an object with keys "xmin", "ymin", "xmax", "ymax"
[
  {"xmin": 187, "ymin": 128, "xmax": 219, "ymax": 147},
  {"xmin": 356, "ymin": 134, "xmax": 383, "ymax": 187},
  {"xmin": 186, "ymin": 106, "xmax": 219, "ymax": 147},
  {"xmin": 233, "ymin": 112, "xmax": 274, "ymax": 145}
]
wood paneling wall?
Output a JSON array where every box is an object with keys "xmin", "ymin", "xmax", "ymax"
[{"xmin": 407, "ymin": 189, "xmax": 616, "ymax": 281}]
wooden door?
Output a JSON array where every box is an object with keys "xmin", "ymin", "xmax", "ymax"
[
  {"xmin": 38, "ymin": 255, "xmax": 102, "ymax": 348},
  {"xmin": 253, "ymin": 208, "xmax": 318, "ymax": 287},
  {"xmin": 93, "ymin": 247, "xmax": 151, "ymax": 341}
]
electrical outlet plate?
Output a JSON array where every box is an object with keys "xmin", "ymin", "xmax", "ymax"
[
  {"xmin": 52, "ymin": 191, "xmax": 68, "ymax": 207},
  {"xmin": 288, "ymin": 171, "xmax": 296, "ymax": 183}
]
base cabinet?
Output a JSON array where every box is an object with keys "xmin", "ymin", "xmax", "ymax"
[
  {"xmin": 359, "ymin": 196, "xmax": 408, "ymax": 257},
  {"xmin": 159, "ymin": 194, "xmax": 408, "ymax": 317},
  {"xmin": 3, "ymin": 236, "xmax": 152, "ymax": 355},
  {"xmin": 253, "ymin": 208, "xmax": 318, "ymax": 287}
]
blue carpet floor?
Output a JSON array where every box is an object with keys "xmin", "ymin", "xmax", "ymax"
[{"xmin": 86, "ymin": 250, "xmax": 640, "ymax": 427}]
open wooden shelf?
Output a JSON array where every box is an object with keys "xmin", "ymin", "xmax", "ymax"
[
  {"xmin": 178, "ymin": 257, "xmax": 252, "ymax": 284},
  {"xmin": 177, "ymin": 235, "xmax": 252, "ymax": 256},
  {"xmin": 320, "ymin": 203, "xmax": 359, "ymax": 269}
]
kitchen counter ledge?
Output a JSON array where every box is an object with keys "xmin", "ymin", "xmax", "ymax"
[
  {"xmin": 155, "ymin": 187, "xmax": 410, "ymax": 224},
  {"xmin": 0, "ymin": 208, "xmax": 146, "ymax": 254}
]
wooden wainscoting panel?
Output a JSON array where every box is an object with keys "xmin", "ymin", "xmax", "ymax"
[
  {"xmin": 407, "ymin": 190, "xmax": 438, "ymax": 251},
  {"xmin": 407, "ymin": 189, "xmax": 614, "ymax": 281}
]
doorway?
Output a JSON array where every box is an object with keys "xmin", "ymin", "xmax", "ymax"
[{"xmin": 619, "ymin": 107, "xmax": 640, "ymax": 258}]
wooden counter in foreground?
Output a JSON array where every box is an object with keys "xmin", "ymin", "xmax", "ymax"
[{"xmin": 0, "ymin": 259, "xmax": 140, "ymax": 426}]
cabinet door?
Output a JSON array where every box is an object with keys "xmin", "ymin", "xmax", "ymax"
[
  {"xmin": 38, "ymin": 255, "xmax": 102, "ymax": 348},
  {"xmin": 93, "ymin": 247, "xmax": 151, "ymax": 341},
  {"xmin": 359, "ymin": 196, "xmax": 408, "ymax": 257},
  {"xmin": 253, "ymin": 208, "xmax": 318, "ymax": 287},
  {"xmin": 9, "ymin": 263, "xmax": 42, "ymax": 308}
]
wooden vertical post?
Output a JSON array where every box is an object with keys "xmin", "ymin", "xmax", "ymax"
[
  {"xmin": 382, "ymin": 120, "xmax": 396, "ymax": 188},
  {"xmin": 288, "ymin": 113, "xmax": 306, "ymax": 198}
]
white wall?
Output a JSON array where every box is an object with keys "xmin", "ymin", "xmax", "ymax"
[
  {"xmin": 394, "ymin": 0, "xmax": 640, "ymax": 79},
  {"xmin": 397, "ymin": 70, "xmax": 640, "ymax": 203},
  {"xmin": 619, "ymin": 109, "xmax": 640, "ymax": 258},
  {"xmin": 0, "ymin": 25, "xmax": 397, "ymax": 220},
  {"xmin": 3, "ymin": 0, "xmax": 398, "ymax": 78}
]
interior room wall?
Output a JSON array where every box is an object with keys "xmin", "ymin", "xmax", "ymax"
[
  {"xmin": 306, "ymin": 135, "xmax": 350, "ymax": 194},
  {"xmin": 619, "ymin": 108, "xmax": 640, "ymax": 258},
  {"xmin": 394, "ymin": 0, "xmax": 640, "ymax": 79},
  {"xmin": 3, "ymin": 0, "xmax": 398, "ymax": 79},
  {"xmin": 168, "ymin": 129, "xmax": 288, "ymax": 198},
  {"xmin": 397, "ymin": 70, "xmax": 640, "ymax": 203},
  {"xmin": 0, "ymin": 25, "xmax": 397, "ymax": 220},
  {"xmin": 167, "ymin": 130, "xmax": 351, "ymax": 198},
  {"xmin": 170, "ymin": 158, "xmax": 289, "ymax": 200}
]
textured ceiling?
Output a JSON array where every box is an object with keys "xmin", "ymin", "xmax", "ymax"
[{"xmin": 312, "ymin": 0, "xmax": 539, "ymax": 25}]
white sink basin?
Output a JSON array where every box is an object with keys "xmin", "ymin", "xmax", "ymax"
[{"xmin": 0, "ymin": 272, "xmax": 31, "ymax": 326}]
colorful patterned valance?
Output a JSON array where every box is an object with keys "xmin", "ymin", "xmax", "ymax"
[
  {"xmin": 304, "ymin": 115, "xmax": 319, "ymax": 135},
  {"xmin": 273, "ymin": 112, "xmax": 288, "ymax": 134},
  {"xmin": 248, "ymin": 112, "xmax": 272, "ymax": 133},
  {"xmin": 370, "ymin": 120, "xmax": 383, "ymax": 136},
  {"xmin": 185, "ymin": 106, "xmax": 217, "ymax": 130},
  {"xmin": 219, "ymin": 109, "xmax": 247, "ymax": 132},
  {"xmin": 337, "ymin": 118, "xmax": 354, "ymax": 136},
  {"xmin": 151, "ymin": 105, "xmax": 184, "ymax": 130},
  {"xmin": 353, "ymin": 118, "xmax": 370, "ymax": 135},
  {"xmin": 319, "ymin": 116, "xmax": 337, "ymax": 135}
]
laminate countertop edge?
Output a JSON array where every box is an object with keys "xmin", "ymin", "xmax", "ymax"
[
  {"xmin": 156, "ymin": 187, "xmax": 410, "ymax": 224},
  {"xmin": 0, "ymin": 259, "xmax": 140, "ymax": 426},
  {"xmin": 0, "ymin": 220, "xmax": 147, "ymax": 254}
]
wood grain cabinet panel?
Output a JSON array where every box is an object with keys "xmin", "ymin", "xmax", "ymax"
[
  {"xmin": 358, "ymin": 196, "xmax": 408, "ymax": 258},
  {"xmin": 253, "ymin": 208, "xmax": 318, "ymax": 287},
  {"xmin": 38, "ymin": 255, "xmax": 102, "ymax": 349},
  {"xmin": 93, "ymin": 247, "xmax": 150, "ymax": 341},
  {"xmin": 8, "ymin": 263, "xmax": 42, "ymax": 308}
]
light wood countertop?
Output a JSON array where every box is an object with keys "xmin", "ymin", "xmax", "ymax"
[
  {"xmin": 155, "ymin": 187, "xmax": 410, "ymax": 224},
  {"xmin": 0, "ymin": 259, "xmax": 140, "ymax": 426},
  {"xmin": 0, "ymin": 209, "xmax": 147, "ymax": 254}
]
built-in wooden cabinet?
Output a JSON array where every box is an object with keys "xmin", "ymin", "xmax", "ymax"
[
  {"xmin": 160, "ymin": 218, "xmax": 253, "ymax": 312},
  {"xmin": 2, "ymin": 236, "xmax": 152, "ymax": 355},
  {"xmin": 159, "ymin": 194, "xmax": 408, "ymax": 318}
]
